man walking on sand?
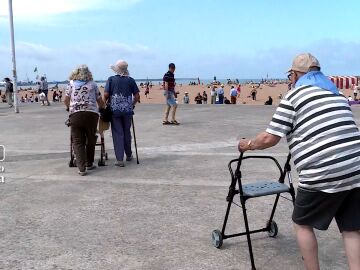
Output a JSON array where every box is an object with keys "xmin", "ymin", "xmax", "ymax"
[
  {"xmin": 238, "ymin": 53, "xmax": 360, "ymax": 270},
  {"xmin": 4, "ymin": 77, "xmax": 13, "ymax": 108},
  {"xmin": 163, "ymin": 63, "xmax": 179, "ymax": 125}
]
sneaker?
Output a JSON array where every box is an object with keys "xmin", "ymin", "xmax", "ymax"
[
  {"xmin": 115, "ymin": 160, "xmax": 125, "ymax": 167},
  {"xmin": 86, "ymin": 165, "xmax": 96, "ymax": 170},
  {"xmin": 78, "ymin": 171, "xmax": 87, "ymax": 176},
  {"xmin": 126, "ymin": 155, "xmax": 133, "ymax": 162}
]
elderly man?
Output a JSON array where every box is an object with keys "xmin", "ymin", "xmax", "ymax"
[
  {"xmin": 4, "ymin": 78, "xmax": 13, "ymax": 107},
  {"xmin": 39, "ymin": 76, "xmax": 50, "ymax": 106},
  {"xmin": 238, "ymin": 53, "xmax": 360, "ymax": 270}
]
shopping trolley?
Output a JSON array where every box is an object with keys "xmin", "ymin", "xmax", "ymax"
[{"xmin": 211, "ymin": 152, "xmax": 295, "ymax": 270}]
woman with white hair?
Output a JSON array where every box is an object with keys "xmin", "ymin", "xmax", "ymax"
[
  {"xmin": 64, "ymin": 65, "xmax": 105, "ymax": 176},
  {"xmin": 104, "ymin": 60, "xmax": 140, "ymax": 167}
]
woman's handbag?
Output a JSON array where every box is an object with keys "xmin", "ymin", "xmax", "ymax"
[{"xmin": 100, "ymin": 105, "xmax": 112, "ymax": 122}]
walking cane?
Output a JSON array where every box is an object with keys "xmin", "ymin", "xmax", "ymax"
[{"xmin": 131, "ymin": 116, "xmax": 140, "ymax": 164}]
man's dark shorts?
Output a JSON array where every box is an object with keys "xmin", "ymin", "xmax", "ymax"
[{"xmin": 292, "ymin": 187, "xmax": 360, "ymax": 232}]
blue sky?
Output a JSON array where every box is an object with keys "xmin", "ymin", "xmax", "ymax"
[{"xmin": 0, "ymin": 0, "xmax": 359, "ymax": 81}]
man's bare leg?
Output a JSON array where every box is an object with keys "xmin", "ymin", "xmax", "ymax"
[
  {"xmin": 294, "ymin": 224, "xmax": 320, "ymax": 270},
  {"xmin": 171, "ymin": 104, "xmax": 177, "ymax": 122},
  {"xmin": 164, "ymin": 105, "xmax": 170, "ymax": 122},
  {"xmin": 342, "ymin": 231, "xmax": 360, "ymax": 270}
]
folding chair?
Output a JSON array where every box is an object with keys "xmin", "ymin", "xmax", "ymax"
[{"xmin": 211, "ymin": 152, "xmax": 296, "ymax": 270}]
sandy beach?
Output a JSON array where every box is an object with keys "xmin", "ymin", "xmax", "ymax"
[
  {"xmin": 9, "ymin": 82, "xmax": 287, "ymax": 106},
  {"xmin": 10, "ymin": 81, "xmax": 359, "ymax": 107}
]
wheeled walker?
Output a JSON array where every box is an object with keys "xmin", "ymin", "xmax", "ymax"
[
  {"xmin": 211, "ymin": 153, "xmax": 296, "ymax": 270},
  {"xmin": 67, "ymin": 118, "xmax": 109, "ymax": 168}
]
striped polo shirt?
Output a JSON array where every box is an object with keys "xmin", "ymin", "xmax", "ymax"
[{"xmin": 266, "ymin": 85, "xmax": 360, "ymax": 193}]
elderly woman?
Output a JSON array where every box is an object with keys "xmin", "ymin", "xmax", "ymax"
[
  {"xmin": 64, "ymin": 65, "xmax": 104, "ymax": 176},
  {"xmin": 104, "ymin": 60, "xmax": 140, "ymax": 167}
]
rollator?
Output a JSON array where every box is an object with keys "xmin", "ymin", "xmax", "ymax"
[
  {"xmin": 67, "ymin": 117, "xmax": 109, "ymax": 168},
  {"xmin": 212, "ymin": 152, "xmax": 296, "ymax": 270}
]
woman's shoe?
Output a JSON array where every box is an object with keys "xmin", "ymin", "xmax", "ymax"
[
  {"xmin": 126, "ymin": 155, "xmax": 133, "ymax": 161},
  {"xmin": 115, "ymin": 160, "xmax": 125, "ymax": 167},
  {"xmin": 78, "ymin": 171, "xmax": 87, "ymax": 176}
]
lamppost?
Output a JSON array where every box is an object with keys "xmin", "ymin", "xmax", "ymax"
[{"xmin": 8, "ymin": 0, "xmax": 19, "ymax": 113}]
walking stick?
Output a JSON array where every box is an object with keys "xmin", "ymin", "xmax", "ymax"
[{"xmin": 131, "ymin": 116, "xmax": 139, "ymax": 164}]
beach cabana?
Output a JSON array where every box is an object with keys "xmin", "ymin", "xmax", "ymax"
[{"xmin": 328, "ymin": 76, "xmax": 359, "ymax": 89}]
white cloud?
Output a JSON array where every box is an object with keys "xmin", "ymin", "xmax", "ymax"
[
  {"xmin": 0, "ymin": 42, "xmax": 54, "ymax": 61},
  {"xmin": 0, "ymin": 40, "xmax": 156, "ymax": 81},
  {"xmin": 72, "ymin": 41, "xmax": 152, "ymax": 56},
  {"xmin": 0, "ymin": 0, "xmax": 142, "ymax": 19}
]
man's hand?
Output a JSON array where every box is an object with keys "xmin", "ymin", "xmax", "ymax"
[
  {"xmin": 238, "ymin": 132, "xmax": 281, "ymax": 153},
  {"xmin": 238, "ymin": 139, "xmax": 251, "ymax": 152}
]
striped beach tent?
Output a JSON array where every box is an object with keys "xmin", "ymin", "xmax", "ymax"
[{"xmin": 328, "ymin": 76, "xmax": 359, "ymax": 89}]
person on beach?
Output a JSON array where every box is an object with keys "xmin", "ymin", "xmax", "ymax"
[
  {"xmin": 163, "ymin": 63, "xmax": 179, "ymax": 125},
  {"xmin": 237, "ymin": 84, "xmax": 241, "ymax": 98},
  {"xmin": 230, "ymin": 85, "xmax": 237, "ymax": 104},
  {"xmin": 264, "ymin": 96, "xmax": 273, "ymax": 105},
  {"xmin": 4, "ymin": 78, "xmax": 13, "ymax": 107},
  {"xmin": 65, "ymin": 65, "xmax": 105, "ymax": 176},
  {"xmin": 202, "ymin": 91, "xmax": 208, "ymax": 104},
  {"xmin": 183, "ymin": 92, "xmax": 190, "ymax": 104},
  {"xmin": 352, "ymin": 84, "xmax": 359, "ymax": 101},
  {"xmin": 238, "ymin": 53, "xmax": 360, "ymax": 270},
  {"xmin": 216, "ymin": 84, "xmax": 225, "ymax": 104},
  {"xmin": 210, "ymin": 86, "xmax": 217, "ymax": 104},
  {"xmin": 194, "ymin": 92, "xmax": 203, "ymax": 104},
  {"xmin": 59, "ymin": 91, "xmax": 63, "ymax": 102},
  {"xmin": 250, "ymin": 88, "xmax": 257, "ymax": 101},
  {"xmin": 104, "ymin": 60, "xmax": 140, "ymax": 167},
  {"xmin": 39, "ymin": 76, "xmax": 50, "ymax": 106},
  {"xmin": 145, "ymin": 82, "xmax": 150, "ymax": 98}
]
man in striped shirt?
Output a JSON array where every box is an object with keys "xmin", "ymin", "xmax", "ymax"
[{"xmin": 238, "ymin": 53, "xmax": 360, "ymax": 270}]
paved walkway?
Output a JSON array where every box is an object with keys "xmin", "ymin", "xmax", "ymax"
[{"xmin": 1, "ymin": 102, "xmax": 358, "ymax": 269}]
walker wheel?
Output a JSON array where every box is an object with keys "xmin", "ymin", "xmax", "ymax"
[
  {"xmin": 211, "ymin": 229, "xmax": 223, "ymax": 248},
  {"xmin": 98, "ymin": 160, "xmax": 106, "ymax": 167},
  {"xmin": 267, "ymin": 220, "xmax": 278, "ymax": 238},
  {"xmin": 105, "ymin": 153, "xmax": 108, "ymax": 160}
]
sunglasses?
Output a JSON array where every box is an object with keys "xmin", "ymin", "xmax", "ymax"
[{"xmin": 287, "ymin": 71, "xmax": 296, "ymax": 80}]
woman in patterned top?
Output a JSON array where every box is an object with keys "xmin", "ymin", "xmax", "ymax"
[
  {"xmin": 104, "ymin": 60, "xmax": 140, "ymax": 167},
  {"xmin": 64, "ymin": 65, "xmax": 105, "ymax": 176}
]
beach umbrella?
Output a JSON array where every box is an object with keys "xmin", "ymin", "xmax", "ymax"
[{"xmin": 7, "ymin": 0, "xmax": 19, "ymax": 113}]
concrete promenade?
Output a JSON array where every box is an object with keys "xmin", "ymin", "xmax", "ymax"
[{"xmin": 1, "ymin": 102, "xmax": 358, "ymax": 270}]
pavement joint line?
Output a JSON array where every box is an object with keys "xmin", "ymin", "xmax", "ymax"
[{"xmin": 11, "ymin": 175, "xmax": 234, "ymax": 187}]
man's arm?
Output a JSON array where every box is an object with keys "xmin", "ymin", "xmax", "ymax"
[
  {"xmin": 163, "ymin": 81, "xmax": 169, "ymax": 91},
  {"xmin": 238, "ymin": 132, "xmax": 281, "ymax": 152}
]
